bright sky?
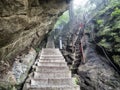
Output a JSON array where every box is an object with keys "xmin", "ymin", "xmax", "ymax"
[{"xmin": 73, "ymin": 0, "xmax": 89, "ymax": 9}]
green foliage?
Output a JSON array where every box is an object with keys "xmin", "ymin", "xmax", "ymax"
[
  {"xmin": 114, "ymin": 36, "xmax": 120, "ymax": 43},
  {"xmin": 0, "ymin": 85, "xmax": 16, "ymax": 90},
  {"xmin": 111, "ymin": 32, "xmax": 117, "ymax": 36},
  {"xmin": 99, "ymin": 26, "xmax": 111, "ymax": 36},
  {"xmin": 97, "ymin": 0, "xmax": 120, "ymax": 16},
  {"xmin": 114, "ymin": 44, "xmax": 120, "ymax": 52},
  {"xmin": 72, "ymin": 77, "xmax": 79, "ymax": 85},
  {"xmin": 113, "ymin": 21, "xmax": 120, "ymax": 30},
  {"xmin": 97, "ymin": 19, "xmax": 104, "ymax": 25},
  {"xmin": 112, "ymin": 55, "xmax": 120, "ymax": 67},
  {"xmin": 111, "ymin": 7, "xmax": 120, "ymax": 17},
  {"xmin": 54, "ymin": 11, "xmax": 69, "ymax": 29},
  {"xmin": 109, "ymin": 0, "xmax": 120, "ymax": 7},
  {"xmin": 93, "ymin": 0, "xmax": 120, "ymax": 68},
  {"xmin": 99, "ymin": 42, "xmax": 111, "ymax": 50},
  {"xmin": 34, "ymin": 47, "xmax": 41, "ymax": 53}
]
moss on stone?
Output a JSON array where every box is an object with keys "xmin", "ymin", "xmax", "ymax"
[
  {"xmin": 93, "ymin": 3, "xmax": 120, "ymax": 68},
  {"xmin": 0, "ymin": 84, "xmax": 17, "ymax": 90},
  {"xmin": 112, "ymin": 21, "xmax": 120, "ymax": 30},
  {"xmin": 112, "ymin": 55, "xmax": 120, "ymax": 67},
  {"xmin": 114, "ymin": 36, "xmax": 120, "ymax": 43},
  {"xmin": 98, "ymin": 26, "xmax": 111, "ymax": 36}
]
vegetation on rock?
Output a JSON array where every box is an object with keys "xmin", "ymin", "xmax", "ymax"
[{"xmin": 93, "ymin": 2, "xmax": 120, "ymax": 68}]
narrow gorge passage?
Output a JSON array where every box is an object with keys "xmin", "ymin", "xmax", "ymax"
[{"xmin": 0, "ymin": 0, "xmax": 120, "ymax": 90}]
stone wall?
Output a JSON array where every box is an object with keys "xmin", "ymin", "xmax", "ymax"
[{"xmin": 0, "ymin": 0, "xmax": 68, "ymax": 75}]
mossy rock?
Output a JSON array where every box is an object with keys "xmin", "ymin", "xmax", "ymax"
[
  {"xmin": 98, "ymin": 39, "xmax": 112, "ymax": 51},
  {"xmin": 114, "ymin": 36, "xmax": 120, "ymax": 43},
  {"xmin": 93, "ymin": 2, "xmax": 120, "ymax": 68},
  {"xmin": 112, "ymin": 55, "xmax": 120, "ymax": 67},
  {"xmin": 98, "ymin": 26, "xmax": 111, "ymax": 36},
  {"xmin": 112, "ymin": 21, "xmax": 120, "ymax": 30},
  {"xmin": 0, "ymin": 84, "xmax": 17, "ymax": 90}
]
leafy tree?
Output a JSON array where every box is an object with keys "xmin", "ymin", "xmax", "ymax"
[{"xmin": 54, "ymin": 11, "xmax": 69, "ymax": 29}]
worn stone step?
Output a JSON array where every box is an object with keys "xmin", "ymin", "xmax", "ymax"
[
  {"xmin": 42, "ymin": 49, "xmax": 61, "ymax": 54},
  {"xmin": 41, "ymin": 53, "xmax": 62, "ymax": 56},
  {"xmin": 23, "ymin": 48, "xmax": 80, "ymax": 90},
  {"xmin": 42, "ymin": 50, "xmax": 60, "ymax": 53},
  {"xmin": 31, "ymin": 78, "xmax": 72, "ymax": 86},
  {"xmin": 34, "ymin": 60, "xmax": 67, "ymax": 66},
  {"xmin": 36, "ymin": 62, "xmax": 67, "ymax": 67},
  {"xmin": 42, "ymin": 48, "xmax": 60, "ymax": 51},
  {"xmin": 24, "ymin": 83, "xmax": 80, "ymax": 90},
  {"xmin": 33, "ymin": 66, "xmax": 69, "ymax": 72},
  {"xmin": 34, "ymin": 60, "xmax": 66, "ymax": 65},
  {"xmin": 41, "ymin": 55, "xmax": 63, "ymax": 56},
  {"xmin": 36, "ymin": 60, "xmax": 66, "ymax": 64},
  {"xmin": 33, "ymin": 65, "xmax": 68, "ymax": 69},
  {"xmin": 33, "ymin": 71, "xmax": 71, "ymax": 79},
  {"xmin": 35, "ymin": 67, "xmax": 70, "ymax": 73},
  {"xmin": 28, "ymin": 87, "xmax": 74, "ymax": 90},
  {"xmin": 40, "ymin": 56, "xmax": 64, "ymax": 60},
  {"xmin": 38, "ymin": 59, "xmax": 65, "ymax": 62}
]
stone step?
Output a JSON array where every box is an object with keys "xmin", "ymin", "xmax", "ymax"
[
  {"xmin": 36, "ymin": 62, "xmax": 67, "ymax": 67},
  {"xmin": 33, "ymin": 65, "xmax": 68, "ymax": 69},
  {"xmin": 23, "ymin": 48, "xmax": 80, "ymax": 90},
  {"xmin": 35, "ymin": 67, "xmax": 70, "ymax": 73},
  {"xmin": 31, "ymin": 78, "xmax": 72, "ymax": 86},
  {"xmin": 34, "ymin": 60, "xmax": 66, "ymax": 65},
  {"xmin": 33, "ymin": 71, "xmax": 71, "ymax": 79},
  {"xmin": 40, "ymin": 56, "xmax": 64, "ymax": 60},
  {"xmin": 41, "ymin": 52, "xmax": 62, "ymax": 55},
  {"xmin": 41, "ymin": 55, "xmax": 63, "ymax": 57},
  {"xmin": 24, "ymin": 83, "xmax": 80, "ymax": 90},
  {"xmin": 38, "ymin": 59, "xmax": 65, "ymax": 62},
  {"xmin": 34, "ymin": 66, "xmax": 69, "ymax": 72},
  {"xmin": 41, "ymin": 53, "xmax": 62, "ymax": 56},
  {"xmin": 42, "ymin": 48, "xmax": 60, "ymax": 51},
  {"xmin": 42, "ymin": 49, "xmax": 61, "ymax": 54}
]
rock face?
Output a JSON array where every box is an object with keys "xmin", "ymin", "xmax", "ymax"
[
  {"xmin": 0, "ymin": 0, "xmax": 68, "ymax": 74},
  {"xmin": 0, "ymin": 47, "xmax": 37, "ymax": 90},
  {"xmin": 77, "ymin": 5, "xmax": 120, "ymax": 88},
  {"xmin": 78, "ymin": 41, "xmax": 120, "ymax": 90},
  {"xmin": 93, "ymin": 4, "xmax": 120, "ymax": 68}
]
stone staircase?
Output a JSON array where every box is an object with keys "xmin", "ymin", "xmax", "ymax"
[{"xmin": 23, "ymin": 48, "xmax": 80, "ymax": 90}]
